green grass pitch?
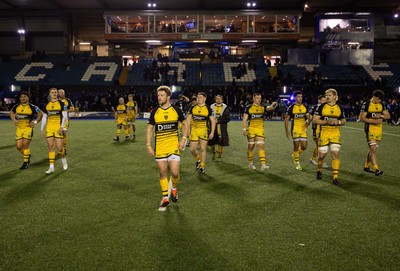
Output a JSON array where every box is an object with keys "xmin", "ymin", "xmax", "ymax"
[{"xmin": 0, "ymin": 119, "xmax": 399, "ymax": 270}]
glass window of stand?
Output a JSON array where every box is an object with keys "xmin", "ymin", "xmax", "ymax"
[
  {"xmin": 276, "ymin": 15, "xmax": 298, "ymax": 33},
  {"xmin": 156, "ymin": 15, "xmax": 176, "ymax": 33},
  {"xmin": 128, "ymin": 15, "xmax": 149, "ymax": 33},
  {"xmin": 226, "ymin": 15, "xmax": 247, "ymax": 33},
  {"xmin": 254, "ymin": 15, "xmax": 276, "ymax": 33},
  {"xmin": 176, "ymin": 15, "xmax": 198, "ymax": 33},
  {"xmin": 106, "ymin": 15, "xmax": 128, "ymax": 33},
  {"xmin": 204, "ymin": 15, "xmax": 226, "ymax": 33}
]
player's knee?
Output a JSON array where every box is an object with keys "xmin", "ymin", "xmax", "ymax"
[
  {"xmin": 330, "ymin": 144, "xmax": 341, "ymax": 152},
  {"xmin": 318, "ymin": 145, "xmax": 329, "ymax": 154}
]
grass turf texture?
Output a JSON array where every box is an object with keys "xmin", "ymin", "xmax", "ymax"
[{"xmin": 0, "ymin": 119, "xmax": 399, "ymax": 270}]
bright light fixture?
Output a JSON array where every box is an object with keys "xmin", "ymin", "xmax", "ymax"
[
  {"xmin": 242, "ymin": 40, "xmax": 258, "ymax": 43},
  {"xmin": 146, "ymin": 40, "xmax": 160, "ymax": 43},
  {"xmin": 193, "ymin": 40, "xmax": 208, "ymax": 43}
]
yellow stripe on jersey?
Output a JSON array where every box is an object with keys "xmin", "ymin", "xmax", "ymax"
[
  {"xmin": 361, "ymin": 101, "xmax": 385, "ymax": 130},
  {"xmin": 148, "ymin": 105, "xmax": 185, "ymax": 145},
  {"xmin": 287, "ymin": 104, "xmax": 308, "ymax": 130},
  {"xmin": 188, "ymin": 104, "xmax": 212, "ymax": 129},
  {"xmin": 12, "ymin": 103, "xmax": 38, "ymax": 129},
  {"xmin": 45, "ymin": 101, "xmax": 65, "ymax": 126},
  {"xmin": 126, "ymin": 101, "xmax": 137, "ymax": 118},
  {"xmin": 316, "ymin": 103, "xmax": 345, "ymax": 132},
  {"xmin": 244, "ymin": 104, "xmax": 265, "ymax": 129},
  {"xmin": 116, "ymin": 104, "xmax": 127, "ymax": 119}
]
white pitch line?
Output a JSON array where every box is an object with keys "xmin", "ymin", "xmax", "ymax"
[{"xmin": 343, "ymin": 126, "xmax": 400, "ymax": 137}]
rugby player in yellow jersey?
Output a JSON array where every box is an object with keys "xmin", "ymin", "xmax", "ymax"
[
  {"xmin": 58, "ymin": 89, "xmax": 74, "ymax": 154},
  {"xmin": 309, "ymin": 94, "xmax": 328, "ymax": 168},
  {"xmin": 10, "ymin": 91, "xmax": 43, "ymax": 169},
  {"xmin": 126, "ymin": 94, "xmax": 138, "ymax": 139},
  {"xmin": 146, "ymin": 86, "xmax": 188, "ymax": 210},
  {"xmin": 313, "ymin": 88, "xmax": 346, "ymax": 185},
  {"xmin": 40, "ymin": 88, "xmax": 68, "ymax": 174},
  {"xmin": 113, "ymin": 97, "xmax": 130, "ymax": 141},
  {"xmin": 284, "ymin": 91, "xmax": 311, "ymax": 170},
  {"xmin": 360, "ymin": 89, "xmax": 390, "ymax": 176},
  {"xmin": 186, "ymin": 92, "xmax": 216, "ymax": 174},
  {"xmin": 209, "ymin": 95, "xmax": 230, "ymax": 161},
  {"xmin": 242, "ymin": 93, "xmax": 277, "ymax": 170}
]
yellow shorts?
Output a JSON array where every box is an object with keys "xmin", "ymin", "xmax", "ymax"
[
  {"xmin": 16, "ymin": 127, "xmax": 33, "ymax": 140},
  {"xmin": 292, "ymin": 128, "xmax": 307, "ymax": 140},
  {"xmin": 46, "ymin": 127, "xmax": 64, "ymax": 138},
  {"xmin": 318, "ymin": 130, "xmax": 341, "ymax": 146},
  {"xmin": 117, "ymin": 119, "xmax": 127, "ymax": 126},
  {"xmin": 247, "ymin": 126, "xmax": 265, "ymax": 139},
  {"xmin": 190, "ymin": 127, "xmax": 209, "ymax": 141},
  {"xmin": 366, "ymin": 126, "xmax": 382, "ymax": 142},
  {"xmin": 127, "ymin": 118, "xmax": 136, "ymax": 124},
  {"xmin": 155, "ymin": 139, "xmax": 180, "ymax": 159}
]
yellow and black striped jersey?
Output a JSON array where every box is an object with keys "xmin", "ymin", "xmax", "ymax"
[
  {"xmin": 116, "ymin": 104, "xmax": 127, "ymax": 118},
  {"xmin": 11, "ymin": 103, "xmax": 41, "ymax": 129},
  {"xmin": 59, "ymin": 97, "xmax": 73, "ymax": 118},
  {"xmin": 244, "ymin": 104, "xmax": 266, "ymax": 129},
  {"xmin": 126, "ymin": 101, "xmax": 137, "ymax": 116},
  {"xmin": 286, "ymin": 103, "xmax": 308, "ymax": 130},
  {"xmin": 188, "ymin": 104, "xmax": 213, "ymax": 129},
  {"xmin": 147, "ymin": 105, "xmax": 185, "ymax": 145},
  {"xmin": 43, "ymin": 100, "xmax": 66, "ymax": 126},
  {"xmin": 361, "ymin": 100, "xmax": 387, "ymax": 130},
  {"xmin": 315, "ymin": 102, "xmax": 345, "ymax": 132}
]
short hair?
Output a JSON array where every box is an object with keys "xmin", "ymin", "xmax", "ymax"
[
  {"xmin": 373, "ymin": 89, "xmax": 384, "ymax": 100},
  {"xmin": 128, "ymin": 94, "xmax": 133, "ymax": 98},
  {"xmin": 197, "ymin": 92, "xmax": 207, "ymax": 98},
  {"xmin": 58, "ymin": 88, "xmax": 65, "ymax": 93},
  {"xmin": 49, "ymin": 87, "xmax": 57, "ymax": 93},
  {"xmin": 215, "ymin": 94, "xmax": 223, "ymax": 99},
  {"xmin": 253, "ymin": 93, "xmax": 261, "ymax": 97},
  {"xmin": 19, "ymin": 91, "xmax": 30, "ymax": 98},
  {"xmin": 178, "ymin": 94, "xmax": 183, "ymax": 99},
  {"xmin": 318, "ymin": 94, "xmax": 326, "ymax": 100},
  {"xmin": 157, "ymin": 86, "xmax": 171, "ymax": 97},
  {"xmin": 325, "ymin": 88, "xmax": 338, "ymax": 96},
  {"xmin": 293, "ymin": 91, "xmax": 303, "ymax": 97}
]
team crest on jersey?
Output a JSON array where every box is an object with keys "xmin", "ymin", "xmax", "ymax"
[
  {"xmin": 164, "ymin": 115, "xmax": 168, "ymax": 120},
  {"xmin": 330, "ymin": 110, "xmax": 334, "ymax": 114},
  {"xmin": 52, "ymin": 106, "xmax": 54, "ymax": 109},
  {"xmin": 21, "ymin": 109, "xmax": 24, "ymax": 112}
]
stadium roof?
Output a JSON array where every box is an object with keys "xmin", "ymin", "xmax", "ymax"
[{"xmin": 0, "ymin": 0, "xmax": 398, "ymax": 13}]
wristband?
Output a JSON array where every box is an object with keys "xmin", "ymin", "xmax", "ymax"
[
  {"xmin": 243, "ymin": 128, "xmax": 247, "ymax": 131},
  {"xmin": 32, "ymin": 120, "xmax": 37, "ymax": 124},
  {"xmin": 338, "ymin": 120, "xmax": 342, "ymax": 125}
]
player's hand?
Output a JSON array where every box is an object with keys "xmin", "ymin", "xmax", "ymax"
[
  {"xmin": 209, "ymin": 133, "xmax": 214, "ymax": 140},
  {"xmin": 242, "ymin": 129, "xmax": 248, "ymax": 136},
  {"xmin": 12, "ymin": 119, "xmax": 18, "ymax": 126},
  {"xmin": 178, "ymin": 139, "xmax": 186, "ymax": 151},
  {"xmin": 40, "ymin": 131, "xmax": 45, "ymax": 138},
  {"xmin": 375, "ymin": 118, "xmax": 383, "ymax": 124},
  {"xmin": 114, "ymin": 119, "xmax": 118, "ymax": 123},
  {"xmin": 58, "ymin": 127, "xmax": 64, "ymax": 134},
  {"xmin": 286, "ymin": 131, "xmax": 291, "ymax": 139},
  {"xmin": 271, "ymin": 101, "xmax": 278, "ymax": 107},
  {"xmin": 146, "ymin": 146, "xmax": 155, "ymax": 156}
]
